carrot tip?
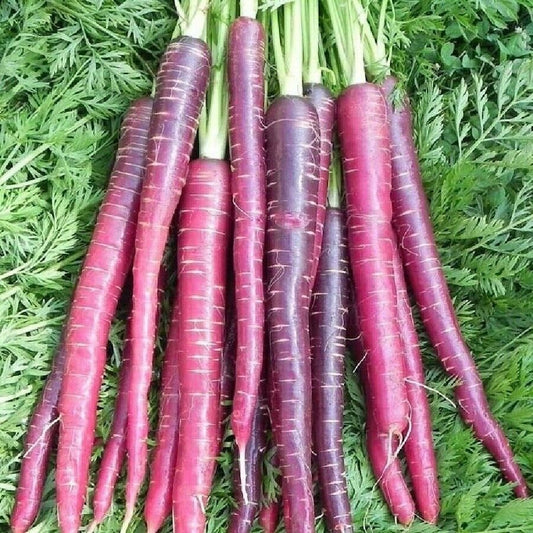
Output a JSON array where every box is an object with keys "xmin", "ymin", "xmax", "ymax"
[
  {"xmin": 120, "ymin": 508, "xmax": 134, "ymax": 533},
  {"xmin": 238, "ymin": 446, "xmax": 249, "ymax": 505},
  {"xmin": 86, "ymin": 520, "xmax": 99, "ymax": 533}
]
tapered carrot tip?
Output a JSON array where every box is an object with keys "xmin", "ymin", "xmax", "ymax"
[
  {"xmin": 120, "ymin": 507, "xmax": 134, "ymax": 533},
  {"xmin": 396, "ymin": 507, "xmax": 415, "ymax": 526},
  {"xmin": 86, "ymin": 519, "xmax": 99, "ymax": 533},
  {"xmin": 238, "ymin": 446, "xmax": 249, "ymax": 505},
  {"xmin": 421, "ymin": 510, "xmax": 439, "ymax": 525}
]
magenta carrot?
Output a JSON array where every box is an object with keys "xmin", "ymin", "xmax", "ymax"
[
  {"xmin": 310, "ymin": 207, "xmax": 353, "ymax": 532},
  {"xmin": 11, "ymin": 340, "xmax": 66, "ymax": 533},
  {"xmin": 391, "ymin": 236, "xmax": 440, "ymax": 524},
  {"xmin": 228, "ymin": 2, "xmax": 267, "ymax": 465},
  {"xmin": 171, "ymin": 6, "xmax": 233, "ymax": 530},
  {"xmin": 258, "ymin": 501, "xmax": 280, "ymax": 533},
  {"xmin": 302, "ymin": 0, "xmax": 335, "ymax": 283},
  {"xmin": 265, "ymin": 5, "xmax": 320, "ymax": 531},
  {"xmin": 171, "ymin": 159, "xmax": 231, "ymax": 533},
  {"xmin": 89, "ymin": 327, "xmax": 131, "ymax": 531},
  {"xmin": 383, "ymin": 76, "xmax": 528, "ymax": 498},
  {"xmin": 330, "ymin": 3, "xmax": 408, "ymax": 439},
  {"xmin": 366, "ymin": 415, "xmax": 416, "ymax": 526},
  {"xmin": 350, "ymin": 311, "xmax": 416, "ymax": 526},
  {"xmin": 229, "ymin": 387, "xmax": 267, "ymax": 533},
  {"xmin": 55, "ymin": 97, "xmax": 152, "ymax": 533},
  {"xmin": 337, "ymin": 87, "xmax": 407, "ymax": 436},
  {"xmin": 126, "ymin": 10, "xmax": 211, "ymax": 522},
  {"xmin": 144, "ymin": 292, "xmax": 180, "ymax": 533},
  {"xmin": 89, "ymin": 270, "xmax": 166, "ymax": 533}
]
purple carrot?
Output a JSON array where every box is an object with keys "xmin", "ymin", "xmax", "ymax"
[
  {"xmin": 265, "ymin": 95, "xmax": 320, "ymax": 533},
  {"xmin": 56, "ymin": 97, "xmax": 153, "ymax": 533},
  {"xmin": 310, "ymin": 207, "xmax": 352, "ymax": 532},
  {"xmin": 383, "ymin": 76, "xmax": 528, "ymax": 498},
  {"xmin": 11, "ymin": 340, "xmax": 65, "ymax": 533},
  {"xmin": 337, "ymin": 83, "xmax": 409, "ymax": 439},
  {"xmin": 303, "ymin": 84, "xmax": 335, "ymax": 283},
  {"xmin": 127, "ymin": 33, "xmax": 211, "ymax": 522},
  {"xmin": 391, "ymin": 238, "xmax": 440, "ymax": 523},
  {"xmin": 228, "ymin": 11, "xmax": 267, "ymax": 465}
]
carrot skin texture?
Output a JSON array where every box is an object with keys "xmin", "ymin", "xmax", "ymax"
[
  {"xmin": 144, "ymin": 295, "xmax": 180, "ymax": 533},
  {"xmin": 11, "ymin": 342, "xmax": 66, "ymax": 533},
  {"xmin": 56, "ymin": 97, "xmax": 153, "ymax": 533},
  {"xmin": 337, "ymin": 83, "xmax": 408, "ymax": 436},
  {"xmin": 228, "ymin": 16, "xmax": 267, "ymax": 452},
  {"xmin": 221, "ymin": 283, "xmax": 237, "ymax": 435},
  {"xmin": 303, "ymin": 83, "xmax": 335, "ymax": 284},
  {"xmin": 383, "ymin": 77, "xmax": 528, "ymax": 498},
  {"xmin": 229, "ymin": 392, "xmax": 267, "ymax": 533},
  {"xmin": 392, "ymin": 242, "xmax": 440, "ymax": 524},
  {"xmin": 172, "ymin": 159, "xmax": 231, "ymax": 533},
  {"xmin": 265, "ymin": 96, "xmax": 320, "ymax": 533},
  {"xmin": 310, "ymin": 208, "xmax": 353, "ymax": 532},
  {"xmin": 127, "ymin": 36, "xmax": 211, "ymax": 513}
]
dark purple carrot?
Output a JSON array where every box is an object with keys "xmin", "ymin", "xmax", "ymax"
[
  {"xmin": 310, "ymin": 207, "xmax": 352, "ymax": 532},
  {"xmin": 391, "ymin": 237, "xmax": 440, "ymax": 524},
  {"xmin": 229, "ymin": 383, "xmax": 267, "ymax": 533},
  {"xmin": 171, "ymin": 159, "xmax": 232, "ymax": 533},
  {"xmin": 265, "ymin": 5, "xmax": 320, "ymax": 531},
  {"xmin": 383, "ymin": 76, "xmax": 528, "ymax": 498},
  {"xmin": 126, "ymin": 13, "xmax": 211, "ymax": 523},
  {"xmin": 11, "ymin": 340, "xmax": 66, "ymax": 533},
  {"xmin": 55, "ymin": 97, "xmax": 153, "ymax": 533},
  {"xmin": 331, "ymin": 11, "xmax": 408, "ymax": 438},
  {"xmin": 228, "ymin": 5, "xmax": 267, "ymax": 471}
]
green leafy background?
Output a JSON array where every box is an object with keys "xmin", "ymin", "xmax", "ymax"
[{"xmin": 0, "ymin": 0, "xmax": 532, "ymax": 532}]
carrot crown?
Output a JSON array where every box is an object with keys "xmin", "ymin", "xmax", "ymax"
[
  {"xmin": 240, "ymin": 0, "xmax": 258, "ymax": 19},
  {"xmin": 271, "ymin": 0, "xmax": 303, "ymax": 96},
  {"xmin": 302, "ymin": 0, "xmax": 321, "ymax": 85}
]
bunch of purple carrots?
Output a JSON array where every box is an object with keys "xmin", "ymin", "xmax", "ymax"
[{"xmin": 11, "ymin": 1, "xmax": 528, "ymax": 533}]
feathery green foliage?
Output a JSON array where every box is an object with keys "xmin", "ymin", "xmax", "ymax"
[{"xmin": 0, "ymin": 0, "xmax": 532, "ymax": 532}]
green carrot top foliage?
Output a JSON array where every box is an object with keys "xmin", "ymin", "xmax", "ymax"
[{"xmin": 1, "ymin": 0, "xmax": 532, "ymax": 531}]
